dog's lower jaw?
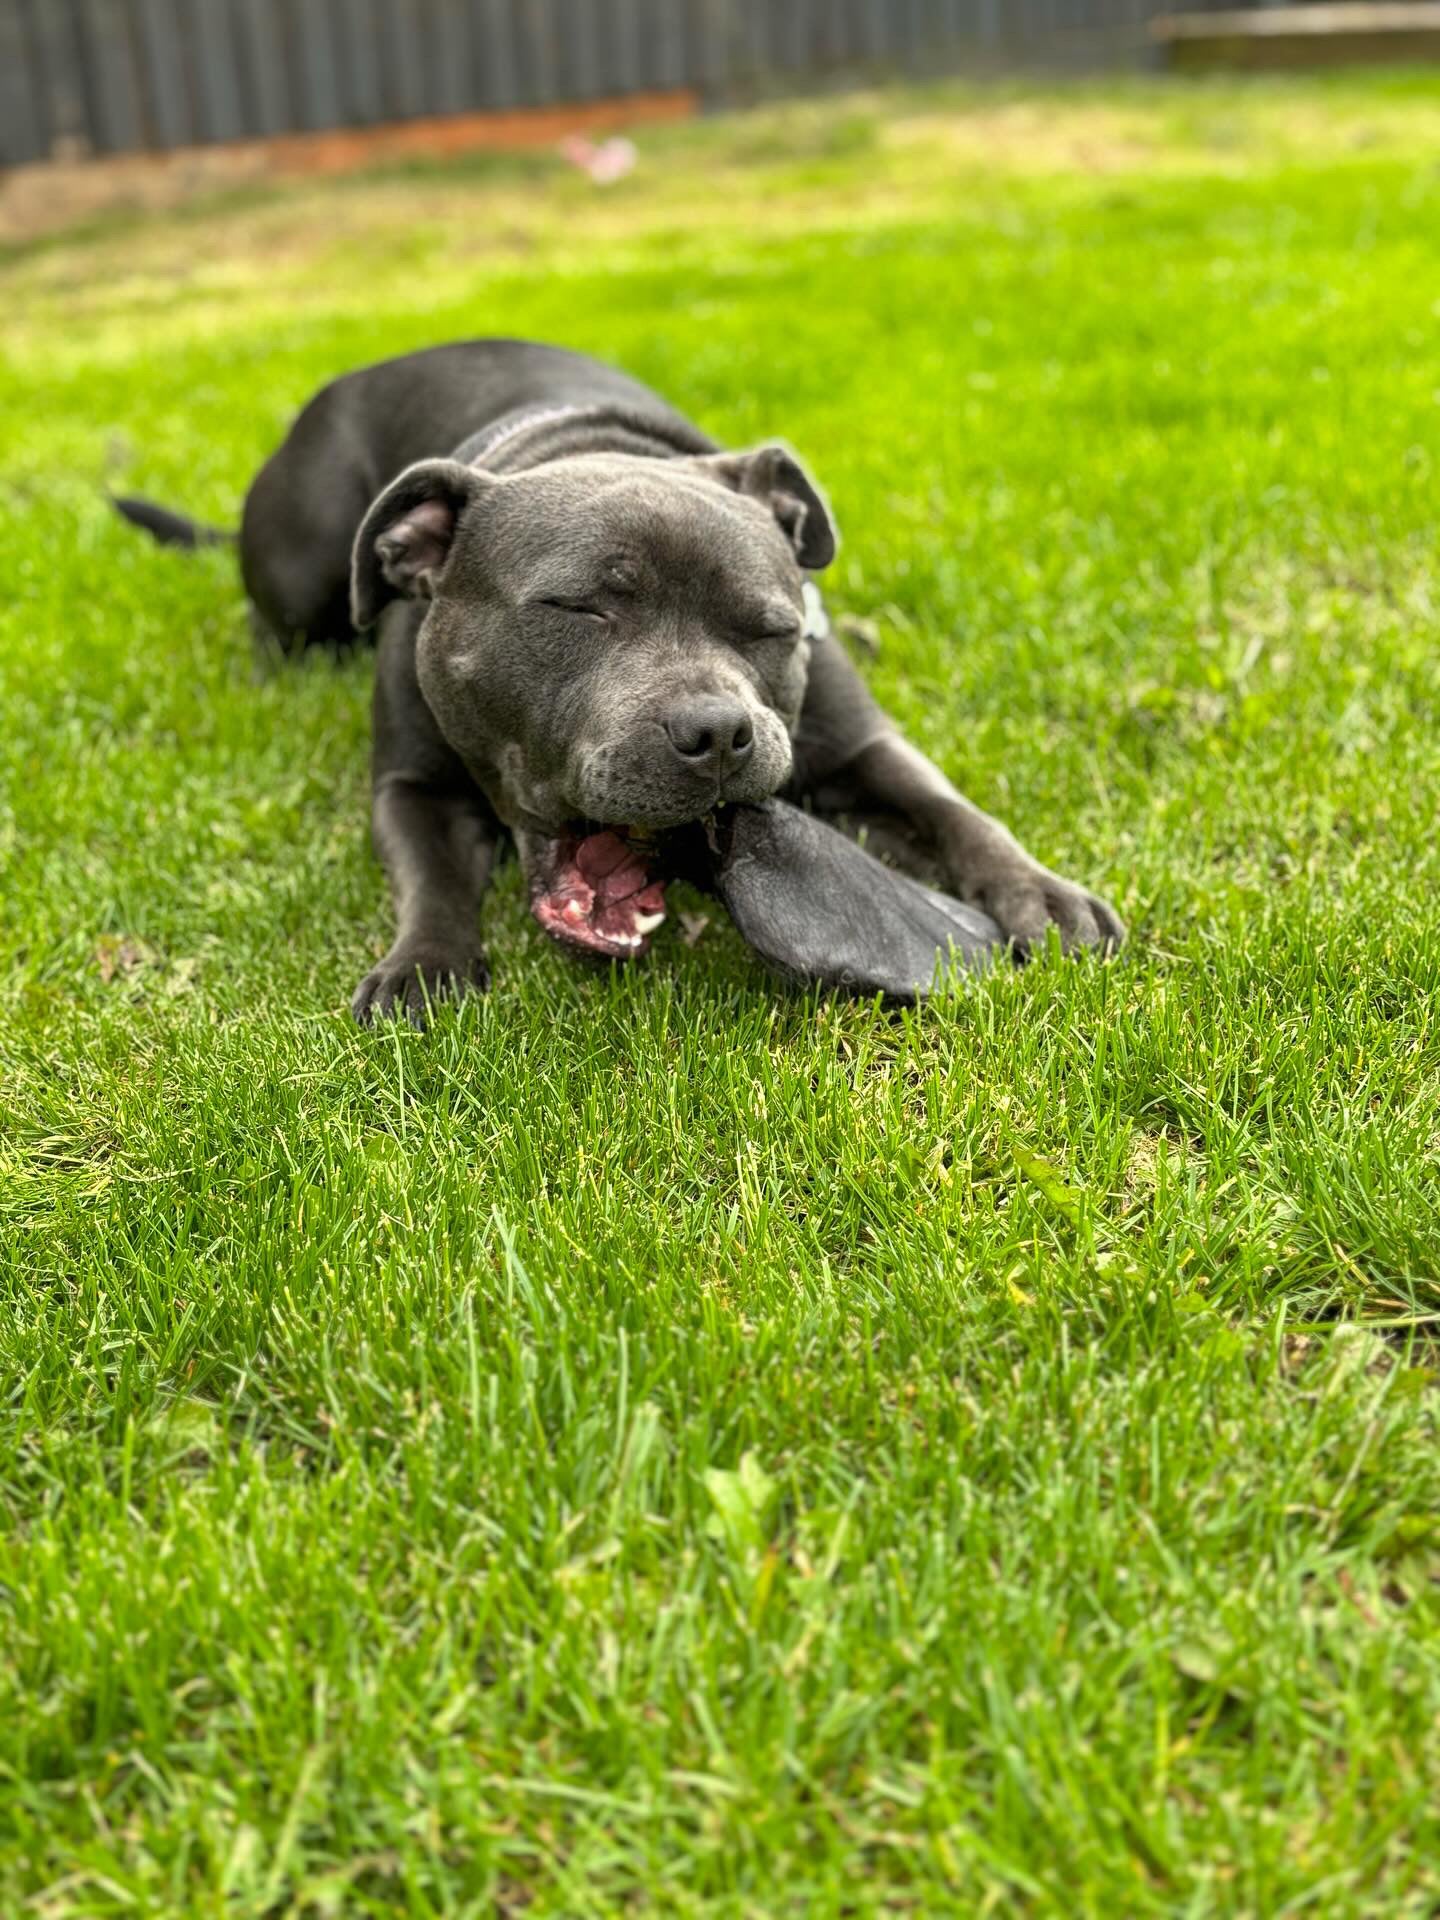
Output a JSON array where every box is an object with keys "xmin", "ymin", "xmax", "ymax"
[{"xmin": 524, "ymin": 826, "xmax": 669, "ymax": 960}]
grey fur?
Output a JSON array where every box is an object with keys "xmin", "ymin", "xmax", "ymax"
[{"xmin": 114, "ymin": 339, "xmax": 1123, "ymax": 1020}]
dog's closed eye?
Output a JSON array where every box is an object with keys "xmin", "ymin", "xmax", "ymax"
[
  {"xmin": 537, "ymin": 597, "xmax": 611, "ymax": 625},
  {"xmin": 740, "ymin": 613, "xmax": 803, "ymax": 644}
]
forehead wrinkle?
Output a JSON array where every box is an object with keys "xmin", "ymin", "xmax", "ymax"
[{"xmin": 491, "ymin": 459, "xmax": 797, "ymax": 603}]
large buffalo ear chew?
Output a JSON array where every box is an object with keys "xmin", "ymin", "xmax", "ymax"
[{"xmin": 708, "ymin": 800, "xmax": 1006, "ymax": 1000}]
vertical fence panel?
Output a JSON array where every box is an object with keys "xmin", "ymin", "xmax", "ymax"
[
  {"xmin": 831, "ymin": 1, "xmax": 860, "ymax": 67},
  {"xmin": 132, "ymin": 0, "xmax": 194, "ymax": 147},
  {"xmin": 816, "ymin": 0, "xmax": 840, "ymax": 69},
  {"xmin": 560, "ymin": 0, "xmax": 607, "ymax": 102},
  {"xmin": 741, "ymin": 0, "xmax": 771, "ymax": 83},
  {"xmin": 295, "ymin": 0, "xmax": 345, "ymax": 130},
  {"xmin": 0, "ymin": 0, "xmax": 44, "ymax": 163},
  {"xmin": 551, "ymin": 0, "xmax": 578, "ymax": 101},
  {"xmin": 473, "ymin": 0, "xmax": 520, "ymax": 110},
  {"xmin": 648, "ymin": 0, "xmax": 685, "ymax": 91},
  {"xmin": 602, "ymin": 0, "xmax": 643, "ymax": 95},
  {"xmin": 689, "ymin": 0, "xmax": 725, "ymax": 95},
  {"xmin": 330, "ymin": 0, "xmax": 386, "ymax": 126},
  {"xmin": 514, "ymin": 0, "xmax": 557, "ymax": 105},
  {"xmin": 863, "ymin": 0, "xmax": 892, "ymax": 65},
  {"xmin": 74, "ymin": 0, "xmax": 145, "ymax": 152},
  {"xmin": 0, "ymin": 1, "xmax": 1271, "ymax": 169},
  {"xmin": 234, "ymin": 0, "xmax": 292, "ymax": 137},
  {"xmin": 782, "ymin": 0, "xmax": 812, "ymax": 71},
  {"xmin": 23, "ymin": 0, "xmax": 89, "ymax": 153},
  {"xmin": 427, "ymin": 0, "xmax": 473, "ymax": 115},
  {"xmin": 190, "ymin": 0, "xmax": 246, "ymax": 142},
  {"xmin": 380, "ymin": 0, "xmax": 426, "ymax": 119},
  {"xmin": 898, "ymin": 0, "xmax": 926, "ymax": 69}
]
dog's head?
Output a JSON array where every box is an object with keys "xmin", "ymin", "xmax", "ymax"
[{"xmin": 352, "ymin": 446, "xmax": 836, "ymax": 958}]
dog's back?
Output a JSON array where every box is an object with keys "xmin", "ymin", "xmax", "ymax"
[{"xmin": 117, "ymin": 338, "xmax": 702, "ymax": 650}]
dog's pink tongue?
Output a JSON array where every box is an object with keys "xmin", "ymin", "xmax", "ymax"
[
  {"xmin": 575, "ymin": 831, "xmax": 652, "ymax": 900},
  {"xmin": 533, "ymin": 831, "xmax": 666, "ymax": 955},
  {"xmin": 576, "ymin": 832, "xmax": 666, "ymax": 942}
]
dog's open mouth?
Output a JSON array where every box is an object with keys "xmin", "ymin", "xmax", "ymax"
[{"xmin": 529, "ymin": 827, "xmax": 669, "ymax": 959}]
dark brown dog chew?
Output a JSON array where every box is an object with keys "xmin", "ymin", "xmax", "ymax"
[{"xmin": 112, "ymin": 338, "xmax": 1122, "ymax": 1022}]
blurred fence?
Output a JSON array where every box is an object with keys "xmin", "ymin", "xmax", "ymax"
[{"xmin": 0, "ymin": 0, "xmax": 1343, "ymax": 169}]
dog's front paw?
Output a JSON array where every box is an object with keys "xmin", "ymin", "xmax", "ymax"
[
  {"xmin": 351, "ymin": 942, "xmax": 490, "ymax": 1028},
  {"xmin": 969, "ymin": 858, "xmax": 1124, "ymax": 958}
]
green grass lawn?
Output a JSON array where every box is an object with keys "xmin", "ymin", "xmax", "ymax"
[{"xmin": 3, "ymin": 70, "xmax": 1440, "ymax": 1916}]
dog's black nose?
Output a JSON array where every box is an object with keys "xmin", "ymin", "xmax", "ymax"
[{"xmin": 664, "ymin": 695, "xmax": 754, "ymax": 774}]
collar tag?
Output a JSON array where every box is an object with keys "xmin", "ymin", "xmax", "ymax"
[{"xmin": 801, "ymin": 581, "xmax": 830, "ymax": 640}]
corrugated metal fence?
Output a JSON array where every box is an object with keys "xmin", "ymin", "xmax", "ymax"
[{"xmin": 0, "ymin": 0, "xmax": 1311, "ymax": 170}]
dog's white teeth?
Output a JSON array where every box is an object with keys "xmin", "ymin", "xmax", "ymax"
[{"xmin": 631, "ymin": 911, "xmax": 665, "ymax": 936}]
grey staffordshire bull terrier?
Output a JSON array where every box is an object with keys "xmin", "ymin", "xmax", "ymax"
[{"xmin": 114, "ymin": 339, "xmax": 1122, "ymax": 1020}]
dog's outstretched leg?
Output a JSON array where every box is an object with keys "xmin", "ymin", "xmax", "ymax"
[
  {"xmin": 351, "ymin": 605, "xmax": 500, "ymax": 1026},
  {"xmin": 791, "ymin": 634, "xmax": 1124, "ymax": 956}
]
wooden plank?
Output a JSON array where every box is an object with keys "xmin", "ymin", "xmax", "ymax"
[
  {"xmin": 74, "ymin": 0, "xmax": 144, "ymax": 152},
  {"xmin": 778, "ymin": 0, "xmax": 810, "ymax": 69},
  {"xmin": 934, "ymin": 0, "xmax": 966, "ymax": 45},
  {"xmin": 132, "ymin": 0, "xmax": 194, "ymax": 148},
  {"xmin": 866, "ymin": 0, "xmax": 899, "ymax": 60},
  {"xmin": 741, "ymin": 0, "xmax": 772, "ymax": 79},
  {"xmin": 603, "ymin": 0, "xmax": 644, "ymax": 93},
  {"xmin": 424, "ymin": 0, "xmax": 472, "ymax": 115},
  {"xmin": 472, "ymin": 0, "xmax": 520, "ymax": 111},
  {"xmin": 687, "ymin": 0, "xmax": 727, "ymax": 88},
  {"xmin": 16, "ymin": 0, "xmax": 80, "ymax": 155},
  {"xmin": 1160, "ymin": 12, "xmax": 1440, "ymax": 70},
  {"xmin": 838, "ymin": 0, "xmax": 868, "ymax": 62},
  {"xmin": 515, "ymin": 0, "xmax": 560, "ymax": 105},
  {"xmin": 658, "ymin": 0, "xmax": 687, "ymax": 86},
  {"xmin": 795, "ymin": 0, "xmax": 831, "ymax": 67},
  {"xmin": 0, "ymin": 0, "xmax": 46, "ymax": 164},
  {"xmin": 824, "ymin": 0, "xmax": 852, "ymax": 64},
  {"xmin": 637, "ymin": 0, "xmax": 687, "ymax": 90},
  {"xmin": 556, "ymin": 0, "xmax": 604, "ymax": 101},
  {"xmin": 233, "ymin": 0, "xmax": 292, "ymax": 137},
  {"xmin": 189, "ymin": 0, "xmax": 245, "ymax": 142},
  {"xmin": 1156, "ymin": 2, "xmax": 1440, "ymax": 38},
  {"xmin": 322, "ymin": 0, "xmax": 358, "ymax": 126},
  {"xmin": 899, "ymin": 0, "xmax": 930, "ymax": 63},
  {"xmin": 330, "ymin": 0, "xmax": 385, "ymax": 126},
  {"xmin": 550, "ymin": 0, "xmax": 573, "ymax": 100},
  {"xmin": 383, "ymin": 0, "xmax": 427, "ymax": 118},
  {"xmin": 291, "ymin": 0, "xmax": 343, "ymax": 130}
]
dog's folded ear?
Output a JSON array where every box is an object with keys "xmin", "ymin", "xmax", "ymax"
[
  {"xmin": 695, "ymin": 443, "xmax": 838, "ymax": 571},
  {"xmin": 351, "ymin": 459, "xmax": 493, "ymax": 630}
]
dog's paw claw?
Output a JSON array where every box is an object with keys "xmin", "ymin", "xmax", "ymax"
[
  {"xmin": 976, "ymin": 867, "xmax": 1125, "ymax": 958},
  {"xmin": 351, "ymin": 946, "xmax": 490, "ymax": 1028}
]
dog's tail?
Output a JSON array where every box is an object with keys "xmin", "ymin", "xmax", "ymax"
[{"xmin": 110, "ymin": 493, "xmax": 235, "ymax": 550}]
